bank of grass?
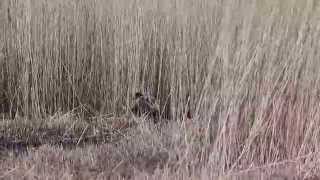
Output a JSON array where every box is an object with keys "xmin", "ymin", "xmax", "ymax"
[
  {"xmin": 0, "ymin": 112, "xmax": 314, "ymax": 179},
  {"xmin": 1, "ymin": 0, "xmax": 320, "ymax": 179}
]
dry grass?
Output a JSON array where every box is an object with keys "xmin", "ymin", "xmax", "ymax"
[{"xmin": 1, "ymin": 0, "xmax": 320, "ymax": 179}]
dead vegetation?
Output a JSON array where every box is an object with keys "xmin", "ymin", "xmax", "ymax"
[{"xmin": 1, "ymin": 0, "xmax": 320, "ymax": 179}]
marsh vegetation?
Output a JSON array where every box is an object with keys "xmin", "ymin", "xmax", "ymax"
[{"xmin": 1, "ymin": 0, "xmax": 320, "ymax": 179}]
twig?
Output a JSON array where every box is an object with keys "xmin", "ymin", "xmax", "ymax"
[{"xmin": 76, "ymin": 124, "xmax": 89, "ymax": 146}]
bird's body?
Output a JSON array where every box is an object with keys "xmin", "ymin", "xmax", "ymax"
[{"xmin": 131, "ymin": 92, "xmax": 160, "ymax": 123}]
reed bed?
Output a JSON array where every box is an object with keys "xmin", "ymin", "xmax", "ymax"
[{"xmin": 1, "ymin": 0, "xmax": 320, "ymax": 179}]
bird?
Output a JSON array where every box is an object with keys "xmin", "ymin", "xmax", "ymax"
[{"xmin": 131, "ymin": 92, "xmax": 160, "ymax": 123}]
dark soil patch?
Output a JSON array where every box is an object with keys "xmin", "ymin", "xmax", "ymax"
[{"xmin": 0, "ymin": 127, "xmax": 128, "ymax": 158}]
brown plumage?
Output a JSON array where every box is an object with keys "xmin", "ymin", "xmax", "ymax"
[
  {"xmin": 186, "ymin": 110, "xmax": 192, "ymax": 119},
  {"xmin": 131, "ymin": 92, "xmax": 160, "ymax": 123}
]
